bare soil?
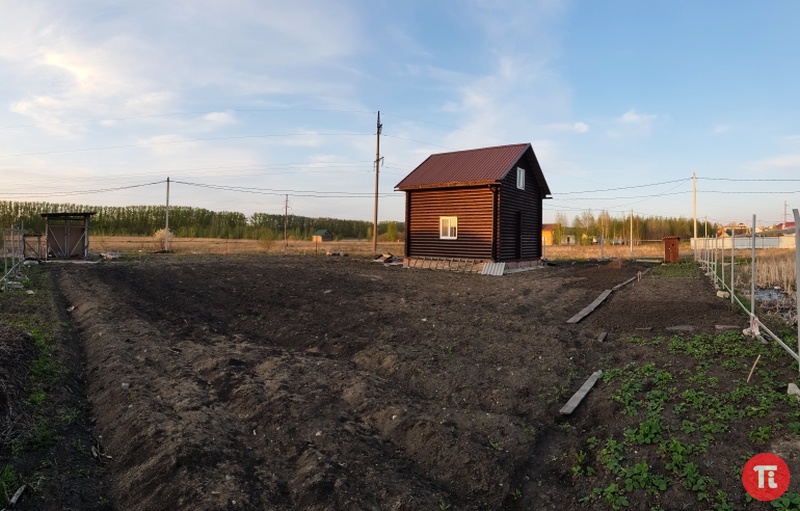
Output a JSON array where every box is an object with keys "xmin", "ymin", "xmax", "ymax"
[
  {"xmin": 8, "ymin": 254, "xmax": 800, "ymax": 509},
  {"xmin": 38, "ymin": 254, "xmax": 784, "ymax": 511}
]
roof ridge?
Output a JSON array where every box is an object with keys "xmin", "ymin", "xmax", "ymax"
[{"xmin": 430, "ymin": 142, "xmax": 528, "ymax": 157}]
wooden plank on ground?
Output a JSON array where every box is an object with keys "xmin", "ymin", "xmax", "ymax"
[
  {"xmin": 611, "ymin": 275, "xmax": 637, "ymax": 291},
  {"xmin": 560, "ymin": 370, "xmax": 603, "ymax": 415},
  {"xmin": 566, "ymin": 289, "xmax": 612, "ymax": 324},
  {"xmin": 596, "ymin": 331, "xmax": 608, "ymax": 342}
]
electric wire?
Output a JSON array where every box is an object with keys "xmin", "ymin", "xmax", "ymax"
[{"xmin": 0, "ymin": 132, "xmax": 372, "ymax": 159}]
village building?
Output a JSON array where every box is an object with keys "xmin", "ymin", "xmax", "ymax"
[{"xmin": 396, "ymin": 143, "xmax": 551, "ymax": 266}]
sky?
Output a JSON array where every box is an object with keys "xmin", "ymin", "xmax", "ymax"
[{"xmin": 2, "ymin": 0, "xmax": 800, "ymax": 228}]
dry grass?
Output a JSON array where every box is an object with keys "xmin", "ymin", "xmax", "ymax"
[
  {"xmin": 543, "ymin": 242, "xmax": 675, "ymax": 260},
  {"xmin": 90, "ymin": 236, "xmax": 404, "ymax": 258},
  {"xmin": 732, "ymin": 249, "xmax": 797, "ymax": 299}
]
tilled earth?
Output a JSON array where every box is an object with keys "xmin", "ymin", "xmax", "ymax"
[{"xmin": 42, "ymin": 255, "xmax": 756, "ymax": 510}]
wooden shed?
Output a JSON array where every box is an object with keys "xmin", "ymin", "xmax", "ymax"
[
  {"xmin": 395, "ymin": 143, "xmax": 551, "ymax": 263},
  {"xmin": 41, "ymin": 212, "xmax": 96, "ymax": 260},
  {"xmin": 312, "ymin": 229, "xmax": 333, "ymax": 243}
]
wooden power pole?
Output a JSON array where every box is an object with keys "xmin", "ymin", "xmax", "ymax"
[
  {"xmin": 284, "ymin": 194, "xmax": 288, "ymax": 249},
  {"xmin": 372, "ymin": 111, "xmax": 382, "ymax": 254},
  {"xmin": 165, "ymin": 177, "xmax": 170, "ymax": 252}
]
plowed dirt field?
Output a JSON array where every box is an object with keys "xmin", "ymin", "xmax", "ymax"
[{"xmin": 50, "ymin": 255, "xmax": 766, "ymax": 510}]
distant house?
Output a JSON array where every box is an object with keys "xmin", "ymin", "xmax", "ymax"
[
  {"xmin": 395, "ymin": 143, "xmax": 551, "ymax": 262},
  {"xmin": 542, "ymin": 223, "xmax": 555, "ymax": 246},
  {"xmin": 312, "ymin": 229, "xmax": 333, "ymax": 243}
]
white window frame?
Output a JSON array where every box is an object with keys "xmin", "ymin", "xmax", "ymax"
[
  {"xmin": 516, "ymin": 166, "xmax": 525, "ymax": 190},
  {"xmin": 439, "ymin": 216, "xmax": 458, "ymax": 239}
]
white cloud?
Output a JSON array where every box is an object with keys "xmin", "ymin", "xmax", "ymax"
[
  {"xmin": 202, "ymin": 112, "xmax": 237, "ymax": 126},
  {"xmin": 713, "ymin": 123, "xmax": 731, "ymax": 134},
  {"xmin": 619, "ymin": 109, "xmax": 656, "ymax": 125},
  {"xmin": 573, "ymin": 122, "xmax": 589, "ymax": 133},
  {"xmin": 607, "ymin": 109, "xmax": 659, "ymax": 137}
]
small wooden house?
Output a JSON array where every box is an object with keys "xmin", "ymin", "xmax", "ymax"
[
  {"xmin": 541, "ymin": 223, "xmax": 555, "ymax": 246},
  {"xmin": 312, "ymin": 229, "xmax": 333, "ymax": 243},
  {"xmin": 395, "ymin": 143, "xmax": 551, "ymax": 262}
]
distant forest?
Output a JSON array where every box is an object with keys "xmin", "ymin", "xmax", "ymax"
[
  {"xmin": 551, "ymin": 210, "xmax": 716, "ymax": 244},
  {"xmin": 1, "ymin": 201, "xmax": 712, "ymax": 243},
  {"xmin": 0, "ymin": 201, "xmax": 404, "ymax": 241}
]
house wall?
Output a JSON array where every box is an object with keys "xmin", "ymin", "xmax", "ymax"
[
  {"xmin": 497, "ymin": 159, "xmax": 544, "ymax": 261},
  {"xmin": 405, "ymin": 187, "xmax": 494, "ymax": 260}
]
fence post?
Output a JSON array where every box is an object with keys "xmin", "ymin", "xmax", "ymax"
[
  {"xmin": 731, "ymin": 228, "xmax": 735, "ymax": 305},
  {"xmin": 3, "ymin": 228, "xmax": 6, "ymax": 292},
  {"xmin": 751, "ymin": 215, "xmax": 756, "ymax": 320},
  {"xmin": 794, "ymin": 208, "xmax": 799, "ymax": 373},
  {"xmin": 12, "ymin": 227, "xmax": 17, "ymax": 279},
  {"xmin": 720, "ymin": 234, "xmax": 725, "ymax": 290}
]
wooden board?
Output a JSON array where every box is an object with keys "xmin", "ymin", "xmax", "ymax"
[
  {"xmin": 560, "ymin": 370, "xmax": 603, "ymax": 415},
  {"xmin": 566, "ymin": 289, "xmax": 612, "ymax": 324}
]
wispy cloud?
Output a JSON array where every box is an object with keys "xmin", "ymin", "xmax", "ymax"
[
  {"xmin": 607, "ymin": 109, "xmax": 659, "ymax": 137},
  {"xmin": 749, "ymin": 154, "xmax": 800, "ymax": 169}
]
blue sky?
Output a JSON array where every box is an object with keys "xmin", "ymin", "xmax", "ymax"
[{"xmin": 2, "ymin": 0, "xmax": 800, "ymax": 228}]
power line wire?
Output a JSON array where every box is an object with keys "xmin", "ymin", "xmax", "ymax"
[
  {"xmin": 171, "ymin": 180, "xmax": 400, "ymax": 199},
  {"xmin": 0, "ymin": 132, "xmax": 372, "ymax": 159},
  {"xmin": 0, "ymin": 108, "xmax": 375, "ymax": 131},
  {"xmin": 698, "ymin": 177, "xmax": 800, "ymax": 182},
  {"xmin": 556, "ymin": 178, "xmax": 690, "ymax": 195},
  {"xmin": 0, "ymin": 180, "xmax": 163, "ymax": 198}
]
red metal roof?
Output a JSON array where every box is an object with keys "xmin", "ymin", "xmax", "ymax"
[{"xmin": 395, "ymin": 143, "xmax": 551, "ymax": 196}]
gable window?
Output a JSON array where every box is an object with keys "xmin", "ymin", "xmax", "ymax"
[
  {"xmin": 439, "ymin": 216, "xmax": 457, "ymax": 239},
  {"xmin": 516, "ymin": 166, "xmax": 525, "ymax": 190}
]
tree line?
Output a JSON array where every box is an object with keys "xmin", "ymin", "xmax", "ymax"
[
  {"xmin": 0, "ymin": 201, "xmax": 404, "ymax": 241},
  {"xmin": 551, "ymin": 210, "xmax": 715, "ymax": 244}
]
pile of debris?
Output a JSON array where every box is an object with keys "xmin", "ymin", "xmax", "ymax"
[{"xmin": 373, "ymin": 253, "xmax": 403, "ymax": 266}]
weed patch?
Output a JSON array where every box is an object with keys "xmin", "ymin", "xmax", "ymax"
[{"xmin": 575, "ymin": 331, "xmax": 800, "ymax": 508}]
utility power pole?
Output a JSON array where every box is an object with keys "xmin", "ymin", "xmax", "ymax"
[
  {"xmin": 693, "ymin": 172, "xmax": 697, "ymax": 260},
  {"xmin": 372, "ymin": 111, "xmax": 382, "ymax": 254},
  {"xmin": 284, "ymin": 194, "xmax": 289, "ymax": 250},
  {"xmin": 629, "ymin": 209, "xmax": 633, "ymax": 258},
  {"xmin": 785, "ymin": 200, "xmax": 789, "ymax": 227},
  {"xmin": 165, "ymin": 177, "xmax": 170, "ymax": 252}
]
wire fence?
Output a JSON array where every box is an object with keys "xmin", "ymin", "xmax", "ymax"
[
  {"xmin": 2, "ymin": 225, "xmax": 25, "ymax": 292},
  {"xmin": 694, "ymin": 210, "xmax": 800, "ymax": 372}
]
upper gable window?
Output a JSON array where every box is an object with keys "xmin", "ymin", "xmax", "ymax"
[{"xmin": 516, "ymin": 166, "xmax": 525, "ymax": 190}]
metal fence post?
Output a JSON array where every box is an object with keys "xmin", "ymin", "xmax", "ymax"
[
  {"xmin": 10, "ymin": 227, "xmax": 14, "ymax": 279},
  {"xmin": 751, "ymin": 214, "xmax": 756, "ymax": 320},
  {"xmin": 720, "ymin": 233, "xmax": 725, "ymax": 290},
  {"xmin": 731, "ymin": 228, "xmax": 735, "ymax": 305},
  {"xmin": 794, "ymin": 208, "xmax": 799, "ymax": 373},
  {"xmin": 2, "ymin": 228, "xmax": 6, "ymax": 292}
]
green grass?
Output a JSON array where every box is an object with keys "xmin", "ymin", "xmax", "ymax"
[
  {"xmin": 651, "ymin": 262, "xmax": 700, "ymax": 278},
  {"xmin": 575, "ymin": 331, "xmax": 800, "ymax": 508},
  {"xmin": 0, "ymin": 464, "xmax": 19, "ymax": 503}
]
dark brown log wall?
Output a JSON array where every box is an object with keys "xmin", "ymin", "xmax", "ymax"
[
  {"xmin": 405, "ymin": 187, "xmax": 494, "ymax": 260},
  {"xmin": 497, "ymin": 160, "xmax": 544, "ymax": 261}
]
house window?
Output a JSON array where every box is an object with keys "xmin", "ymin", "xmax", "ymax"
[
  {"xmin": 516, "ymin": 166, "xmax": 525, "ymax": 190},
  {"xmin": 439, "ymin": 216, "xmax": 457, "ymax": 239}
]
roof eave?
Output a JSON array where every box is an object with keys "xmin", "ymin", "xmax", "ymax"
[{"xmin": 395, "ymin": 179, "xmax": 500, "ymax": 191}]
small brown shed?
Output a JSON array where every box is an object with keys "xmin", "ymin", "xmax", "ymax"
[
  {"xmin": 41, "ymin": 212, "xmax": 96, "ymax": 260},
  {"xmin": 395, "ymin": 143, "xmax": 551, "ymax": 262}
]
